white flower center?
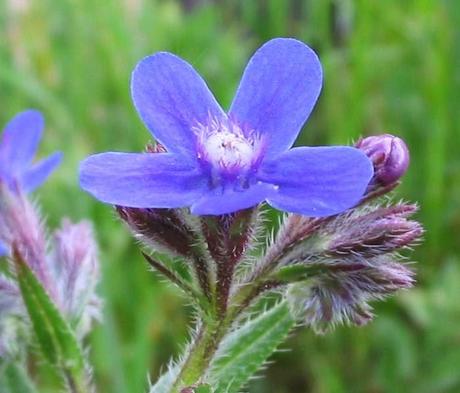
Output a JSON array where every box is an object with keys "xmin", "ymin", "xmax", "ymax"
[
  {"xmin": 204, "ymin": 130, "xmax": 254, "ymax": 169},
  {"xmin": 194, "ymin": 117, "xmax": 262, "ymax": 174}
]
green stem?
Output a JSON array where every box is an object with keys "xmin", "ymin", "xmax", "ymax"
[
  {"xmin": 170, "ymin": 278, "xmax": 286, "ymax": 392},
  {"xmin": 64, "ymin": 371, "xmax": 87, "ymax": 393},
  {"xmin": 63, "ymin": 367, "xmax": 88, "ymax": 393},
  {"xmin": 171, "ymin": 320, "xmax": 228, "ymax": 392}
]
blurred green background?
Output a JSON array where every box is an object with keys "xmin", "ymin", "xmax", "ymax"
[{"xmin": 1, "ymin": 0, "xmax": 459, "ymax": 392}]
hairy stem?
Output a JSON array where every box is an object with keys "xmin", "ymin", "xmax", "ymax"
[
  {"xmin": 248, "ymin": 216, "xmax": 322, "ymax": 283},
  {"xmin": 170, "ymin": 276, "xmax": 288, "ymax": 392},
  {"xmin": 171, "ymin": 320, "xmax": 227, "ymax": 392},
  {"xmin": 63, "ymin": 368, "xmax": 88, "ymax": 393}
]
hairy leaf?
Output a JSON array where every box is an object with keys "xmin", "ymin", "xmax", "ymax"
[
  {"xmin": 208, "ymin": 302, "xmax": 294, "ymax": 393},
  {"xmin": 13, "ymin": 250, "xmax": 86, "ymax": 387}
]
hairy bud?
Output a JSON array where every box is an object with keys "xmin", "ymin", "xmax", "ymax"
[
  {"xmin": 326, "ymin": 204, "xmax": 423, "ymax": 257},
  {"xmin": 51, "ymin": 219, "xmax": 101, "ymax": 337},
  {"xmin": 116, "ymin": 143, "xmax": 199, "ymax": 256},
  {"xmin": 117, "ymin": 206, "xmax": 196, "ymax": 257},
  {"xmin": 288, "ymin": 256, "xmax": 414, "ymax": 334},
  {"xmin": 274, "ymin": 203, "xmax": 423, "ymax": 268},
  {"xmin": 0, "ymin": 186, "xmax": 55, "ymax": 299}
]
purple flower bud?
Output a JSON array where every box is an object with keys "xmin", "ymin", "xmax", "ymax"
[
  {"xmin": 356, "ymin": 134, "xmax": 409, "ymax": 186},
  {"xmin": 0, "ymin": 188, "xmax": 55, "ymax": 299},
  {"xmin": 0, "ymin": 201, "xmax": 101, "ymax": 349},
  {"xmin": 116, "ymin": 206, "xmax": 196, "ymax": 257},
  {"xmin": 51, "ymin": 219, "xmax": 101, "ymax": 337},
  {"xmin": 268, "ymin": 204, "xmax": 423, "ymax": 269},
  {"xmin": 327, "ymin": 204, "xmax": 423, "ymax": 257},
  {"xmin": 288, "ymin": 256, "xmax": 414, "ymax": 334}
]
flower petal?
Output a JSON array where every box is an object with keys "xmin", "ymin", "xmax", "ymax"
[
  {"xmin": 0, "ymin": 110, "xmax": 44, "ymax": 173},
  {"xmin": 21, "ymin": 152, "xmax": 62, "ymax": 193},
  {"xmin": 259, "ymin": 147, "xmax": 373, "ymax": 216},
  {"xmin": 229, "ymin": 38, "xmax": 322, "ymax": 157},
  {"xmin": 191, "ymin": 182, "xmax": 275, "ymax": 216},
  {"xmin": 131, "ymin": 53, "xmax": 225, "ymax": 156},
  {"xmin": 79, "ymin": 152, "xmax": 207, "ymax": 208}
]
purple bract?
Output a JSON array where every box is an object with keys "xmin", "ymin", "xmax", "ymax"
[
  {"xmin": 0, "ymin": 110, "xmax": 62, "ymax": 195},
  {"xmin": 79, "ymin": 38, "xmax": 373, "ymax": 216}
]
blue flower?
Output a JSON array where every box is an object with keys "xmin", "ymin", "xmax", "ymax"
[
  {"xmin": 0, "ymin": 110, "xmax": 62, "ymax": 257},
  {"xmin": 0, "ymin": 110, "xmax": 62, "ymax": 194},
  {"xmin": 0, "ymin": 241, "xmax": 8, "ymax": 257},
  {"xmin": 79, "ymin": 38, "xmax": 373, "ymax": 216}
]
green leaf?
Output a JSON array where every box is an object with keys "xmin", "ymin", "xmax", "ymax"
[
  {"xmin": 208, "ymin": 301, "xmax": 295, "ymax": 393},
  {"xmin": 0, "ymin": 362, "xmax": 38, "ymax": 393},
  {"xmin": 13, "ymin": 250, "xmax": 87, "ymax": 390}
]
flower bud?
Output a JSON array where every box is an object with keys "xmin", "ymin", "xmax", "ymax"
[
  {"xmin": 51, "ymin": 219, "xmax": 101, "ymax": 337},
  {"xmin": 0, "ymin": 187, "xmax": 55, "ymax": 299},
  {"xmin": 327, "ymin": 204, "xmax": 423, "ymax": 257},
  {"xmin": 287, "ymin": 256, "xmax": 414, "ymax": 334},
  {"xmin": 116, "ymin": 143, "xmax": 201, "ymax": 257},
  {"xmin": 116, "ymin": 206, "xmax": 196, "ymax": 257},
  {"xmin": 356, "ymin": 134, "xmax": 409, "ymax": 186}
]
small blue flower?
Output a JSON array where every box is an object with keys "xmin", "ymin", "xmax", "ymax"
[
  {"xmin": 0, "ymin": 241, "xmax": 8, "ymax": 257},
  {"xmin": 0, "ymin": 110, "xmax": 62, "ymax": 194},
  {"xmin": 0, "ymin": 110, "xmax": 62, "ymax": 257},
  {"xmin": 79, "ymin": 38, "xmax": 373, "ymax": 216}
]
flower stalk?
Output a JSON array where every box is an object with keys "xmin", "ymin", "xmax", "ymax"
[{"xmin": 172, "ymin": 321, "xmax": 226, "ymax": 392}]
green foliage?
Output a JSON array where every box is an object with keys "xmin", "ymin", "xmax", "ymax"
[
  {"xmin": 13, "ymin": 251, "xmax": 87, "ymax": 391},
  {"xmin": 0, "ymin": 363, "xmax": 38, "ymax": 393},
  {"xmin": 0, "ymin": 1, "xmax": 459, "ymax": 392},
  {"xmin": 208, "ymin": 302, "xmax": 294, "ymax": 393}
]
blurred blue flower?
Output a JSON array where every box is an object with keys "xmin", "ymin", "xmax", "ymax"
[
  {"xmin": 0, "ymin": 241, "xmax": 7, "ymax": 257},
  {"xmin": 80, "ymin": 38, "xmax": 373, "ymax": 216},
  {"xmin": 0, "ymin": 110, "xmax": 62, "ymax": 257},
  {"xmin": 0, "ymin": 110, "xmax": 62, "ymax": 194}
]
